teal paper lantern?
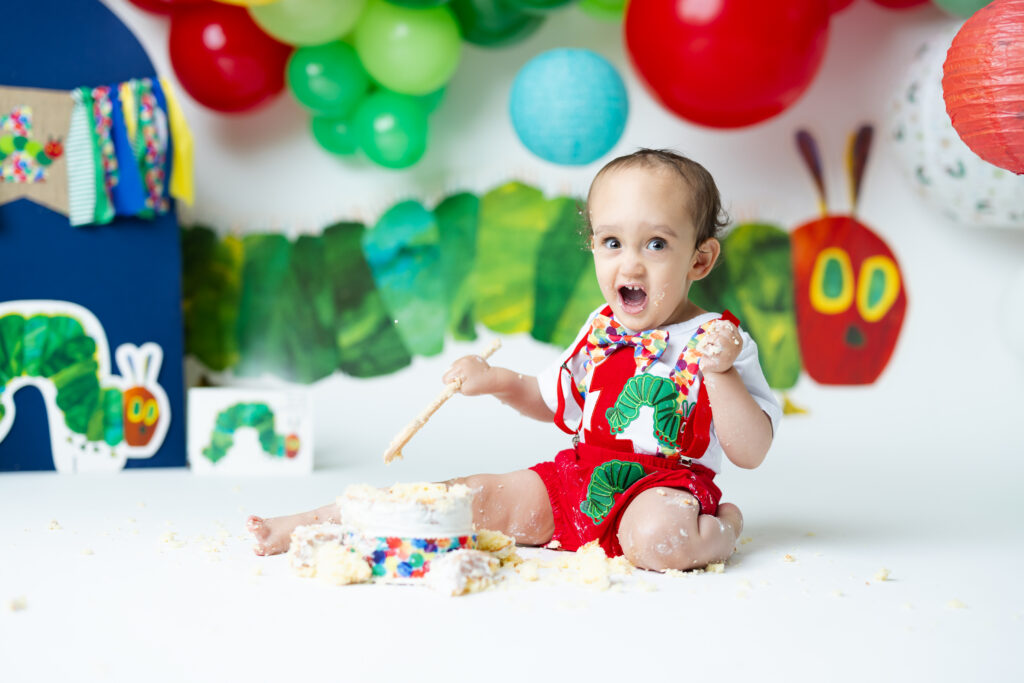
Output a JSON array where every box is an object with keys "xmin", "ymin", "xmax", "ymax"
[{"xmin": 509, "ymin": 48, "xmax": 628, "ymax": 165}]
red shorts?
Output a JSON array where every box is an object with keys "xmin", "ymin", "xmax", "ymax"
[{"xmin": 530, "ymin": 441, "xmax": 721, "ymax": 558}]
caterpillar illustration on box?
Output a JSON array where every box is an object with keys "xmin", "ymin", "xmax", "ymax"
[
  {"xmin": 0, "ymin": 300, "xmax": 170, "ymax": 473},
  {"xmin": 182, "ymin": 126, "xmax": 907, "ymax": 395}
]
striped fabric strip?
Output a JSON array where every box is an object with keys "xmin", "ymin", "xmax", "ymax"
[{"xmin": 66, "ymin": 90, "xmax": 96, "ymax": 227}]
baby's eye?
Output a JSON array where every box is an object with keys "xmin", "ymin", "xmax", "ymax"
[
  {"xmin": 647, "ymin": 238, "xmax": 667, "ymax": 251},
  {"xmin": 602, "ymin": 237, "xmax": 621, "ymax": 249}
]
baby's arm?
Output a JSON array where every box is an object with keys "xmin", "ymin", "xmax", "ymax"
[
  {"xmin": 698, "ymin": 321, "xmax": 774, "ymax": 469},
  {"xmin": 443, "ymin": 355, "xmax": 554, "ymax": 422}
]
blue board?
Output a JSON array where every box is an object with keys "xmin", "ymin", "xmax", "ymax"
[{"xmin": 0, "ymin": 0, "xmax": 185, "ymax": 471}]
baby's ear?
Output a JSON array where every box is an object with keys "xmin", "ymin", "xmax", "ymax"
[{"xmin": 690, "ymin": 238, "xmax": 721, "ymax": 280}]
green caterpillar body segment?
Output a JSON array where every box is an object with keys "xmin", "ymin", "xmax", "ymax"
[
  {"xmin": 605, "ymin": 374, "xmax": 681, "ymax": 449},
  {"xmin": 688, "ymin": 222, "xmax": 801, "ymax": 389},
  {"xmin": 579, "ymin": 460, "xmax": 647, "ymax": 524},
  {"xmin": 202, "ymin": 402, "xmax": 287, "ymax": 464},
  {"xmin": 0, "ymin": 135, "xmax": 53, "ymax": 165}
]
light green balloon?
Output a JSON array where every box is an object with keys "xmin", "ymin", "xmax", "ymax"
[
  {"xmin": 579, "ymin": 0, "xmax": 624, "ymax": 21},
  {"xmin": 251, "ymin": 0, "xmax": 367, "ymax": 46},
  {"xmin": 311, "ymin": 114, "xmax": 359, "ymax": 156},
  {"xmin": 354, "ymin": 91, "xmax": 429, "ymax": 168},
  {"xmin": 931, "ymin": 0, "xmax": 993, "ymax": 17},
  {"xmin": 354, "ymin": 0, "xmax": 462, "ymax": 96}
]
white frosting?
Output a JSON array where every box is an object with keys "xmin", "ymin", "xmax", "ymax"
[
  {"xmin": 425, "ymin": 550, "xmax": 498, "ymax": 596},
  {"xmin": 337, "ymin": 483, "xmax": 475, "ymax": 538}
]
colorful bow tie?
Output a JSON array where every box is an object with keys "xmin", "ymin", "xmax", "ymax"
[{"xmin": 587, "ymin": 314, "xmax": 669, "ymax": 371}]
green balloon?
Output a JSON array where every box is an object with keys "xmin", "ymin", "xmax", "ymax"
[
  {"xmin": 287, "ymin": 43, "xmax": 370, "ymax": 118},
  {"xmin": 416, "ymin": 87, "xmax": 446, "ymax": 114},
  {"xmin": 388, "ymin": 0, "xmax": 452, "ymax": 6},
  {"xmin": 451, "ymin": 0, "xmax": 545, "ymax": 47},
  {"xmin": 250, "ymin": 0, "xmax": 366, "ymax": 46},
  {"xmin": 354, "ymin": 0, "xmax": 462, "ymax": 96},
  {"xmin": 505, "ymin": 0, "xmax": 577, "ymax": 13},
  {"xmin": 931, "ymin": 0, "xmax": 993, "ymax": 17},
  {"xmin": 579, "ymin": 0, "xmax": 624, "ymax": 21},
  {"xmin": 354, "ymin": 91, "xmax": 429, "ymax": 169},
  {"xmin": 311, "ymin": 114, "xmax": 359, "ymax": 156}
]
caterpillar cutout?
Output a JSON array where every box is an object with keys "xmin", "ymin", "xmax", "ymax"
[
  {"xmin": 0, "ymin": 301, "xmax": 170, "ymax": 473},
  {"xmin": 605, "ymin": 374, "xmax": 680, "ymax": 449},
  {"xmin": 201, "ymin": 402, "xmax": 297, "ymax": 464},
  {"xmin": 579, "ymin": 460, "xmax": 647, "ymax": 525},
  {"xmin": 184, "ymin": 137, "xmax": 907, "ymax": 392},
  {"xmin": 0, "ymin": 134, "xmax": 62, "ymax": 166}
]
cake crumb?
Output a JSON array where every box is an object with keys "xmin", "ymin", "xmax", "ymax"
[
  {"xmin": 663, "ymin": 568, "xmax": 689, "ymax": 578},
  {"xmin": 160, "ymin": 531, "xmax": 184, "ymax": 549},
  {"xmin": 946, "ymin": 599, "xmax": 967, "ymax": 609},
  {"xmin": 805, "ymin": 531, "xmax": 815, "ymax": 537},
  {"xmin": 7, "ymin": 596, "xmax": 27, "ymax": 612},
  {"xmin": 635, "ymin": 580, "xmax": 657, "ymax": 592},
  {"xmin": 545, "ymin": 538, "xmax": 562, "ymax": 550},
  {"xmin": 737, "ymin": 579, "xmax": 752, "ymax": 590},
  {"xmin": 830, "ymin": 590, "xmax": 843, "ymax": 598},
  {"xmin": 740, "ymin": 536, "xmax": 753, "ymax": 545},
  {"xmin": 783, "ymin": 554, "xmax": 796, "ymax": 563},
  {"xmin": 901, "ymin": 603, "xmax": 913, "ymax": 611},
  {"xmin": 81, "ymin": 548, "xmax": 94, "ymax": 556},
  {"xmin": 251, "ymin": 565, "xmax": 263, "ymax": 577},
  {"xmin": 515, "ymin": 560, "xmax": 541, "ymax": 581},
  {"xmin": 874, "ymin": 568, "xmax": 891, "ymax": 582},
  {"xmin": 48, "ymin": 520, "xmax": 62, "ymax": 531},
  {"xmin": 736, "ymin": 590, "xmax": 748, "ymax": 599},
  {"xmin": 476, "ymin": 529, "xmax": 516, "ymax": 561},
  {"xmin": 706, "ymin": 562, "xmax": 725, "ymax": 574}
]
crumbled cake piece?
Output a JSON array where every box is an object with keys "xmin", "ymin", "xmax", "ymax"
[
  {"xmin": 946, "ymin": 599, "xmax": 967, "ymax": 609},
  {"xmin": 287, "ymin": 524, "xmax": 346, "ymax": 578},
  {"xmin": 874, "ymin": 568, "xmax": 891, "ymax": 582},
  {"xmin": 426, "ymin": 549, "xmax": 499, "ymax": 596},
  {"xmin": 830, "ymin": 590, "xmax": 843, "ymax": 598},
  {"xmin": 7, "ymin": 596, "xmax": 27, "ymax": 612},
  {"xmin": 706, "ymin": 562, "xmax": 725, "ymax": 573},
  {"xmin": 783, "ymin": 554, "xmax": 796, "ymax": 563},
  {"xmin": 544, "ymin": 538, "xmax": 561, "ymax": 550},
  {"xmin": 81, "ymin": 548, "xmax": 94, "ymax": 556},
  {"xmin": 740, "ymin": 537, "xmax": 753, "ymax": 545},
  {"xmin": 475, "ymin": 529, "xmax": 516, "ymax": 560},
  {"xmin": 48, "ymin": 520, "xmax": 62, "ymax": 531},
  {"xmin": 314, "ymin": 544, "xmax": 372, "ymax": 586},
  {"xmin": 515, "ymin": 560, "xmax": 541, "ymax": 581},
  {"xmin": 160, "ymin": 532, "xmax": 184, "ymax": 549}
]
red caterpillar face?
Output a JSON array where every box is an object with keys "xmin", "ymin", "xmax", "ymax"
[
  {"xmin": 791, "ymin": 215, "xmax": 907, "ymax": 385},
  {"xmin": 44, "ymin": 137, "xmax": 64, "ymax": 159},
  {"xmin": 123, "ymin": 386, "xmax": 159, "ymax": 447},
  {"xmin": 285, "ymin": 434, "xmax": 301, "ymax": 458}
]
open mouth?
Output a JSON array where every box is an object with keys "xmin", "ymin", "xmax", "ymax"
[{"xmin": 618, "ymin": 284, "xmax": 648, "ymax": 315}]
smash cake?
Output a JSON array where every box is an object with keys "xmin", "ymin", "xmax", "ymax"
[{"xmin": 288, "ymin": 482, "xmax": 478, "ymax": 584}]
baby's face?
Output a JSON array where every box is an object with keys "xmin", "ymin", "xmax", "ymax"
[{"xmin": 589, "ymin": 165, "xmax": 703, "ymax": 331}]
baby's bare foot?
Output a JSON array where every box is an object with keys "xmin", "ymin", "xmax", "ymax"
[{"xmin": 247, "ymin": 503, "xmax": 340, "ymax": 556}]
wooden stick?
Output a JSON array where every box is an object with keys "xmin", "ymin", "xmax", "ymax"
[{"xmin": 383, "ymin": 339, "xmax": 502, "ymax": 464}]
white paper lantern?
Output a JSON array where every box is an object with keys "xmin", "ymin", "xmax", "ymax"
[{"xmin": 889, "ymin": 26, "xmax": 1024, "ymax": 229}]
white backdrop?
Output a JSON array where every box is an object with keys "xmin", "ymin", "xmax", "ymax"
[{"xmin": 100, "ymin": 0, "xmax": 1024, "ymax": 483}]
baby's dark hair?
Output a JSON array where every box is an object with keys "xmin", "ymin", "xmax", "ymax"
[{"xmin": 584, "ymin": 148, "xmax": 729, "ymax": 248}]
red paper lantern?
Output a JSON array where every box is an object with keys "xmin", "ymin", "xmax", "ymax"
[
  {"xmin": 943, "ymin": 0, "xmax": 1024, "ymax": 175},
  {"xmin": 169, "ymin": 5, "xmax": 291, "ymax": 113},
  {"xmin": 624, "ymin": 0, "xmax": 830, "ymax": 129}
]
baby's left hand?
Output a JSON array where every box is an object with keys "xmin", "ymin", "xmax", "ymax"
[{"xmin": 697, "ymin": 320, "xmax": 743, "ymax": 374}]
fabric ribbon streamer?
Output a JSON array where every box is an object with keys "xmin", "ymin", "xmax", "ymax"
[{"xmin": 63, "ymin": 77, "xmax": 193, "ymax": 227}]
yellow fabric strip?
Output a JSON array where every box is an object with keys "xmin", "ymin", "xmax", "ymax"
[
  {"xmin": 119, "ymin": 82, "xmax": 137, "ymax": 142},
  {"xmin": 159, "ymin": 77, "xmax": 194, "ymax": 205}
]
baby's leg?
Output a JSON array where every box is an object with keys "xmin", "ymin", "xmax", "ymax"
[
  {"xmin": 617, "ymin": 487, "xmax": 742, "ymax": 571},
  {"xmin": 247, "ymin": 503, "xmax": 339, "ymax": 556},
  {"xmin": 447, "ymin": 470, "xmax": 554, "ymax": 546}
]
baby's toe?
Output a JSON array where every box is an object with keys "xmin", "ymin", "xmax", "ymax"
[{"xmin": 246, "ymin": 515, "xmax": 269, "ymax": 540}]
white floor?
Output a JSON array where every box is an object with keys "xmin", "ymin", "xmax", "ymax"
[{"xmin": 2, "ymin": 445, "xmax": 1022, "ymax": 683}]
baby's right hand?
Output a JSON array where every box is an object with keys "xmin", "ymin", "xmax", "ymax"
[{"xmin": 443, "ymin": 355, "xmax": 494, "ymax": 396}]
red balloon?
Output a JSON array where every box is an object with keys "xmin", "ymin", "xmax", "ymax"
[
  {"xmin": 169, "ymin": 5, "xmax": 291, "ymax": 113},
  {"xmin": 625, "ymin": 0, "xmax": 830, "ymax": 129},
  {"xmin": 943, "ymin": 0, "xmax": 1024, "ymax": 174},
  {"xmin": 126, "ymin": 0, "xmax": 208, "ymax": 15},
  {"xmin": 868, "ymin": 0, "xmax": 928, "ymax": 7},
  {"xmin": 829, "ymin": 0, "xmax": 856, "ymax": 12}
]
